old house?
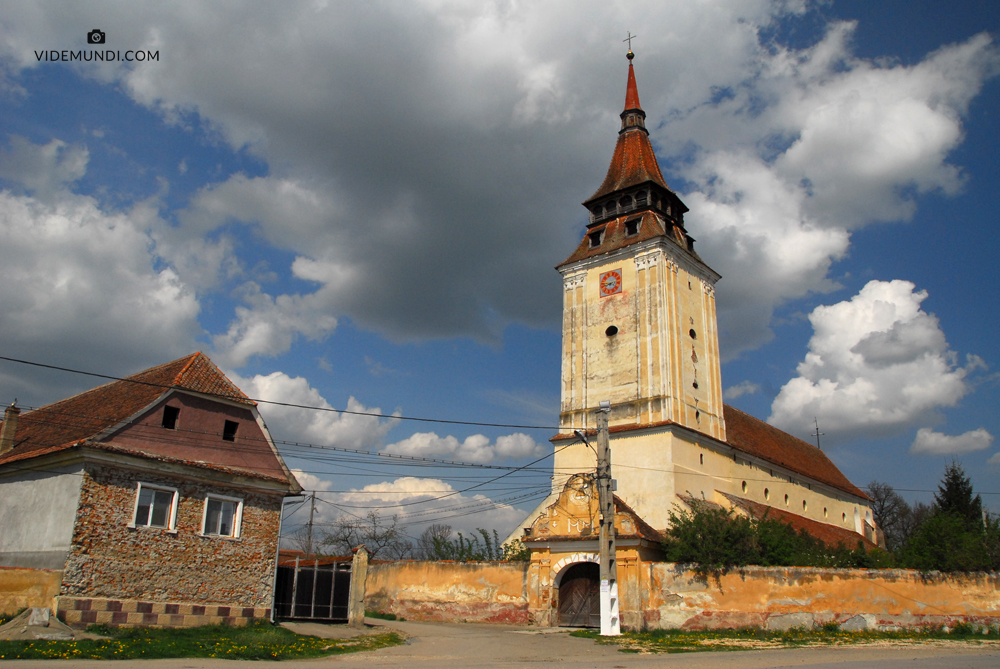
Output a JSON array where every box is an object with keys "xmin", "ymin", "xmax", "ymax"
[
  {"xmin": 515, "ymin": 51, "xmax": 875, "ymax": 627},
  {"xmin": 0, "ymin": 353, "xmax": 302, "ymax": 627}
]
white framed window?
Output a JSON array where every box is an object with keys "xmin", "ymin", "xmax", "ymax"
[
  {"xmin": 201, "ymin": 494, "xmax": 243, "ymax": 538},
  {"xmin": 130, "ymin": 482, "xmax": 179, "ymax": 530}
]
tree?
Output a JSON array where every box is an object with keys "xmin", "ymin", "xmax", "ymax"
[
  {"xmin": 320, "ymin": 511, "xmax": 413, "ymax": 559},
  {"xmin": 865, "ymin": 480, "xmax": 912, "ymax": 552},
  {"xmin": 934, "ymin": 462, "xmax": 984, "ymax": 532},
  {"xmin": 422, "ymin": 527, "xmax": 529, "ymax": 562},
  {"xmin": 417, "ymin": 524, "xmax": 453, "ymax": 559}
]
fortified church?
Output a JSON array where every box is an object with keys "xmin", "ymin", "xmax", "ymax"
[{"xmin": 514, "ymin": 51, "xmax": 876, "ymax": 628}]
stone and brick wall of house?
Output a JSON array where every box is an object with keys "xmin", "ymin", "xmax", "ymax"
[{"xmin": 57, "ymin": 463, "xmax": 283, "ymax": 626}]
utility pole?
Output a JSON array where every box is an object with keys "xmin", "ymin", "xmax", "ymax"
[
  {"xmin": 595, "ymin": 400, "xmax": 620, "ymax": 636},
  {"xmin": 305, "ymin": 491, "xmax": 316, "ymax": 557}
]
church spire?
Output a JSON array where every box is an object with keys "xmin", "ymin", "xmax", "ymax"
[
  {"xmin": 583, "ymin": 50, "xmax": 670, "ymax": 213},
  {"xmin": 622, "ymin": 50, "xmax": 645, "ymax": 132}
]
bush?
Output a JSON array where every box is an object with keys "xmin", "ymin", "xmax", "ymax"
[{"xmin": 661, "ymin": 499, "xmax": 889, "ymax": 581}]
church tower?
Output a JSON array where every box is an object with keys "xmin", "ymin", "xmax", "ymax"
[{"xmin": 557, "ymin": 51, "xmax": 725, "ymax": 442}]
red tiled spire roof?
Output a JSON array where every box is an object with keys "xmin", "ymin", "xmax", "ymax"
[
  {"xmin": 624, "ymin": 60, "xmax": 641, "ymax": 110},
  {"xmin": 585, "ymin": 54, "xmax": 671, "ymax": 205}
]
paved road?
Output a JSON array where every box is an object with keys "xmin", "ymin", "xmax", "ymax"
[{"xmin": 4, "ymin": 619, "xmax": 999, "ymax": 668}]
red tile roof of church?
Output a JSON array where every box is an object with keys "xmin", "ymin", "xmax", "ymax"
[
  {"xmin": 719, "ymin": 491, "xmax": 878, "ymax": 550},
  {"xmin": 723, "ymin": 405, "xmax": 867, "ymax": 500},
  {"xmin": 586, "ymin": 124, "xmax": 670, "ymax": 204},
  {"xmin": 553, "ymin": 405, "xmax": 867, "ymax": 502},
  {"xmin": 0, "ymin": 353, "xmax": 295, "ymax": 487}
]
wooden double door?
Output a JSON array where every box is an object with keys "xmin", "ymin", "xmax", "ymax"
[{"xmin": 558, "ymin": 562, "xmax": 600, "ymax": 628}]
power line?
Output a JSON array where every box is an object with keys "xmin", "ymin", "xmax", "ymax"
[{"xmin": 0, "ymin": 355, "xmax": 561, "ymax": 430}]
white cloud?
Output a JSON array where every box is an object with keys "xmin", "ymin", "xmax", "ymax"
[
  {"xmin": 0, "ymin": 4, "xmax": 995, "ymax": 360},
  {"xmin": 0, "ymin": 139, "xmax": 201, "ymax": 404},
  {"xmin": 769, "ymin": 280, "xmax": 974, "ymax": 442},
  {"xmin": 724, "ymin": 380, "xmax": 760, "ymax": 400},
  {"xmin": 325, "ymin": 476, "xmax": 531, "ymax": 539},
  {"xmin": 0, "ymin": 136, "xmax": 88, "ymax": 197},
  {"xmin": 289, "ymin": 468, "xmax": 332, "ymax": 492},
  {"xmin": 227, "ymin": 370, "xmax": 399, "ymax": 450},
  {"xmin": 911, "ymin": 428, "xmax": 993, "ymax": 456},
  {"xmin": 382, "ymin": 431, "xmax": 544, "ymax": 464}
]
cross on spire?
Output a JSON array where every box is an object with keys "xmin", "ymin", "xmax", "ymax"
[{"xmin": 623, "ymin": 31, "xmax": 638, "ymax": 51}]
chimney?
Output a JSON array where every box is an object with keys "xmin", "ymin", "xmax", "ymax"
[{"xmin": 0, "ymin": 403, "xmax": 20, "ymax": 456}]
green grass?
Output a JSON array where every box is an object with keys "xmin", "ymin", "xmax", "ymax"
[
  {"xmin": 0, "ymin": 620, "xmax": 404, "ymax": 661},
  {"xmin": 570, "ymin": 624, "xmax": 1000, "ymax": 654}
]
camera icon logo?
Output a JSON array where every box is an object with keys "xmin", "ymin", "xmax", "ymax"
[{"xmin": 87, "ymin": 29, "xmax": 106, "ymax": 44}]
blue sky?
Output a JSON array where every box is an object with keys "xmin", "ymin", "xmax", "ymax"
[{"xmin": 0, "ymin": 1, "xmax": 998, "ymax": 542}]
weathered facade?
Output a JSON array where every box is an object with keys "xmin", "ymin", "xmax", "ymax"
[
  {"xmin": 363, "ymin": 558, "xmax": 1000, "ymax": 631},
  {"xmin": 0, "ymin": 353, "xmax": 301, "ymax": 626}
]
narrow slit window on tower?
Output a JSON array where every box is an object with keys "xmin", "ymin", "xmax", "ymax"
[
  {"xmin": 222, "ymin": 420, "xmax": 238, "ymax": 442},
  {"xmin": 699, "ymin": 453, "xmax": 704, "ymax": 465},
  {"xmin": 162, "ymin": 405, "xmax": 179, "ymax": 430},
  {"xmin": 625, "ymin": 217, "xmax": 640, "ymax": 237},
  {"xmin": 689, "ymin": 329, "xmax": 697, "ymax": 339},
  {"xmin": 588, "ymin": 230, "xmax": 603, "ymax": 248}
]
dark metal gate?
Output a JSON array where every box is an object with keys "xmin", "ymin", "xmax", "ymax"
[
  {"xmin": 274, "ymin": 556, "xmax": 353, "ymax": 621},
  {"xmin": 558, "ymin": 562, "xmax": 600, "ymax": 627}
]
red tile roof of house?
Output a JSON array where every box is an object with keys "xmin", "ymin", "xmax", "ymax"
[
  {"xmin": 719, "ymin": 491, "xmax": 878, "ymax": 550},
  {"xmin": 0, "ymin": 353, "xmax": 295, "ymax": 488}
]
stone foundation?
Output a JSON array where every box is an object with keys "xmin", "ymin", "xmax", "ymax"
[{"xmin": 56, "ymin": 596, "xmax": 269, "ymax": 628}]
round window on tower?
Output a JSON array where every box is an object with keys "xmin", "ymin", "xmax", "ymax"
[{"xmin": 606, "ymin": 325, "xmax": 619, "ymax": 337}]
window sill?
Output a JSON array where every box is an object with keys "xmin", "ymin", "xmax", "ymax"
[
  {"xmin": 127, "ymin": 524, "xmax": 178, "ymax": 535},
  {"xmin": 199, "ymin": 533, "xmax": 242, "ymax": 542}
]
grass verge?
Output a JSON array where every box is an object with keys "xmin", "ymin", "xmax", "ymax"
[
  {"xmin": 0, "ymin": 620, "xmax": 404, "ymax": 661},
  {"xmin": 570, "ymin": 624, "xmax": 1000, "ymax": 654}
]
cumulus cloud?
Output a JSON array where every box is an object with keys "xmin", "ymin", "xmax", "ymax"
[
  {"xmin": 281, "ymin": 475, "xmax": 535, "ymax": 541},
  {"xmin": 382, "ymin": 432, "xmax": 544, "ymax": 464},
  {"xmin": 0, "ymin": 4, "xmax": 995, "ymax": 361},
  {"xmin": 0, "ymin": 138, "xmax": 201, "ymax": 405},
  {"xmin": 326, "ymin": 476, "xmax": 532, "ymax": 538},
  {"xmin": 0, "ymin": 136, "xmax": 88, "ymax": 197},
  {"xmin": 724, "ymin": 380, "xmax": 760, "ymax": 400},
  {"xmin": 769, "ymin": 280, "xmax": 975, "ymax": 442},
  {"xmin": 910, "ymin": 428, "xmax": 993, "ymax": 456},
  {"xmin": 227, "ymin": 370, "xmax": 399, "ymax": 449}
]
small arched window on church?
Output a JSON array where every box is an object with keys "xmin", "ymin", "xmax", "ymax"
[
  {"xmin": 589, "ymin": 230, "xmax": 603, "ymax": 249},
  {"xmin": 784, "ymin": 494, "xmax": 789, "ymax": 506},
  {"xmin": 605, "ymin": 202, "xmax": 617, "ymax": 217},
  {"xmin": 635, "ymin": 190, "xmax": 647, "ymax": 205},
  {"xmin": 802, "ymin": 500, "xmax": 808, "ymax": 512},
  {"xmin": 764, "ymin": 488, "xmax": 770, "ymax": 500},
  {"xmin": 699, "ymin": 453, "xmax": 704, "ymax": 465},
  {"xmin": 619, "ymin": 195, "xmax": 633, "ymax": 210},
  {"xmin": 741, "ymin": 481, "xmax": 747, "ymax": 493},
  {"xmin": 625, "ymin": 217, "xmax": 640, "ymax": 237}
]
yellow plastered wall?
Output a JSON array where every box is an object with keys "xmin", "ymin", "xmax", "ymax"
[
  {"xmin": 559, "ymin": 244, "xmax": 724, "ymax": 442},
  {"xmin": 0, "ymin": 568, "xmax": 63, "ymax": 615},
  {"xmin": 553, "ymin": 426, "xmax": 871, "ymax": 535}
]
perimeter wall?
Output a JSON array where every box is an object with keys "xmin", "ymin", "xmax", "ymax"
[{"xmin": 364, "ymin": 560, "xmax": 1000, "ymax": 630}]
